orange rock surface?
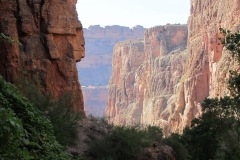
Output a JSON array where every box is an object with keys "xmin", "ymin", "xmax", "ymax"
[
  {"xmin": 106, "ymin": 25, "xmax": 188, "ymax": 132},
  {"xmin": 106, "ymin": 0, "xmax": 240, "ymax": 133},
  {"xmin": 0, "ymin": 0, "xmax": 85, "ymax": 110}
]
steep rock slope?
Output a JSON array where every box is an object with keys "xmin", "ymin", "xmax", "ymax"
[
  {"xmin": 107, "ymin": 39, "xmax": 145, "ymax": 124},
  {"xmin": 106, "ymin": 0, "xmax": 240, "ymax": 133},
  {"xmin": 106, "ymin": 25, "xmax": 188, "ymax": 132},
  {"xmin": 0, "ymin": 0, "xmax": 85, "ymax": 110},
  {"xmin": 181, "ymin": 0, "xmax": 240, "ymax": 130},
  {"xmin": 77, "ymin": 25, "xmax": 145, "ymax": 116}
]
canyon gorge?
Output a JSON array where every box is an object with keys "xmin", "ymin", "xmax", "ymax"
[
  {"xmin": 0, "ymin": 0, "xmax": 240, "ymax": 159},
  {"xmin": 77, "ymin": 25, "xmax": 145, "ymax": 116},
  {"xmin": 106, "ymin": 0, "xmax": 240, "ymax": 133},
  {"xmin": 0, "ymin": 0, "xmax": 239, "ymax": 135}
]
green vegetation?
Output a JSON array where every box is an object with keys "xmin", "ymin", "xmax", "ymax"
[
  {"xmin": 0, "ymin": 33, "xmax": 15, "ymax": 43},
  {"xmin": 0, "ymin": 33, "xmax": 22, "ymax": 46},
  {"xmin": 89, "ymin": 29, "xmax": 240, "ymax": 160},
  {"xmin": 163, "ymin": 133, "xmax": 189, "ymax": 160},
  {"xmin": 0, "ymin": 32, "xmax": 82, "ymax": 159},
  {"xmin": 1, "ymin": 29, "xmax": 239, "ymax": 159},
  {"xmin": 15, "ymin": 78, "xmax": 83, "ymax": 147},
  {"xmin": 164, "ymin": 29, "xmax": 240, "ymax": 160},
  {"xmin": 89, "ymin": 126, "xmax": 163, "ymax": 160},
  {"xmin": 0, "ymin": 76, "xmax": 72, "ymax": 159}
]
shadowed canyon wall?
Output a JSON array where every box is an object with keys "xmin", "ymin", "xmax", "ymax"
[
  {"xmin": 106, "ymin": 0, "xmax": 240, "ymax": 133},
  {"xmin": 77, "ymin": 25, "xmax": 145, "ymax": 116},
  {"xmin": 0, "ymin": 0, "xmax": 85, "ymax": 110}
]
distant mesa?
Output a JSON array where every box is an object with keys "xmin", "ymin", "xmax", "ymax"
[{"xmin": 83, "ymin": 25, "xmax": 145, "ymax": 39}]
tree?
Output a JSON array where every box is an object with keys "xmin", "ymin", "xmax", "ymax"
[
  {"xmin": 89, "ymin": 126, "xmax": 163, "ymax": 160},
  {"xmin": 15, "ymin": 79, "xmax": 83, "ymax": 147},
  {"xmin": 182, "ymin": 29, "xmax": 240, "ymax": 160}
]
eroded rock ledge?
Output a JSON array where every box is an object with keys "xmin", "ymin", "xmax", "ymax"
[{"xmin": 0, "ymin": 0, "xmax": 85, "ymax": 110}]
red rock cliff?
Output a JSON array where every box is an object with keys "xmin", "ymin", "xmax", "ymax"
[
  {"xmin": 0, "ymin": 0, "xmax": 85, "ymax": 110},
  {"xmin": 106, "ymin": 25, "xmax": 188, "ymax": 132},
  {"xmin": 181, "ymin": 0, "xmax": 240, "ymax": 130},
  {"xmin": 106, "ymin": 0, "xmax": 240, "ymax": 133}
]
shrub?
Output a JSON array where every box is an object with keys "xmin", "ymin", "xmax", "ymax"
[
  {"xmin": 15, "ymin": 79, "xmax": 83, "ymax": 147},
  {"xmin": 0, "ymin": 75, "xmax": 72, "ymax": 159},
  {"xmin": 163, "ymin": 133, "xmax": 189, "ymax": 160},
  {"xmin": 89, "ymin": 126, "xmax": 163, "ymax": 160}
]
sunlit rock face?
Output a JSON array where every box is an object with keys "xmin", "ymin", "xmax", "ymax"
[
  {"xmin": 0, "ymin": 0, "xmax": 85, "ymax": 110},
  {"xmin": 106, "ymin": 39, "xmax": 145, "ymax": 124},
  {"xmin": 106, "ymin": 0, "xmax": 240, "ymax": 133},
  {"xmin": 182, "ymin": 0, "xmax": 240, "ymax": 130},
  {"xmin": 77, "ymin": 25, "xmax": 145, "ymax": 116},
  {"xmin": 106, "ymin": 25, "xmax": 188, "ymax": 133}
]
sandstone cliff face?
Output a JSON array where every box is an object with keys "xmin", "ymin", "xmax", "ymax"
[
  {"xmin": 106, "ymin": 25, "xmax": 188, "ymax": 132},
  {"xmin": 107, "ymin": 39, "xmax": 145, "ymax": 124},
  {"xmin": 0, "ymin": 0, "xmax": 85, "ymax": 110},
  {"xmin": 181, "ymin": 0, "xmax": 240, "ymax": 129},
  {"xmin": 77, "ymin": 25, "xmax": 145, "ymax": 116},
  {"xmin": 106, "ymin": 0, "xmax": 240, "ymax": 133}
]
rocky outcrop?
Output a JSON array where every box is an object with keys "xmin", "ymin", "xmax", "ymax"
[
  {"xmin": 0, "ymin": 0, "xmax": 85, "ymax": 110},
  {"xmin": 77, "ymin": 25, "xmax": 145, "ymax": 116},
  {"xmin": 106, "ymin": 39, "xmax": 145, "ymax": 124},
  {"xmin": 106, "ymin": 25, "xmax": 188, "ymax": 132},
  {"xmin": 106, "ymin": 0, "xmax": 240, "ymax": 133}
]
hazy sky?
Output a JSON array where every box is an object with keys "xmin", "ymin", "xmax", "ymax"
[{"xmin": 76, "ymin": 0, "xmax": 190, "ymax": 28}]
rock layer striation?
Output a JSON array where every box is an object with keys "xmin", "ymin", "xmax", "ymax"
[
  {"xmin": 0, "ymin": 0, "xmax": 85, "ymax": 110},
  {"xmin": 106, "ymin": 0, "xmax": 240, "ymax": 133},
  {"xmin": 106, "ymin": 25, "xmax": 188, "ymax": 132}
]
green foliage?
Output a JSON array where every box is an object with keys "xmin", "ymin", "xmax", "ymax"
[
  {"xmin": 0, "ymin": 32, "xmax": 22, "ymax": 46},
  {"xmin": 0, "ymin": 108, "xmax": 26, "ymax": 159},
  {"xmin": 182, "ymin": 96, "xmax": 240, "ymax": 160},
  {"xmin": 47, "ymin": 94, "xmax": 83, "ymax": 147},
  {"xmin": 219, "ymin": 28, "xmax": 240, "ymax": 60},
  {"xmin": 146, "ymin": 126, "xmax": 163, "ymax": 141},
  {"xmin": 179, "ymin": 29, "xmax": 240, "ymax": 160},
  {"xmin": 15, "ymin": 79, "xmax": 83, "ymax": 147},
  {"xmin": 89, "ymin": 126, "xmax": 163, "ymax": 160},
  {"xmin": 0, "ymin": 75, "xmax": 72, "ymax": 159},
  {"xmin": 182, "ymin": 116, "xmax": 219, "ymax": 160},
  {"xmin": 154, "ymin": 29, "xmax": 240, "ymax": 160},
  {"xmin": 88, "ymin": 114, "xmax": 110, "ymax": 126},
  {"xmin": 0, "ymin": 33, "xmax": 15, "ymax": 43},
  {"xmin": 163, "ymin": 133, "xmax": 189, "ymax": 160}
]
